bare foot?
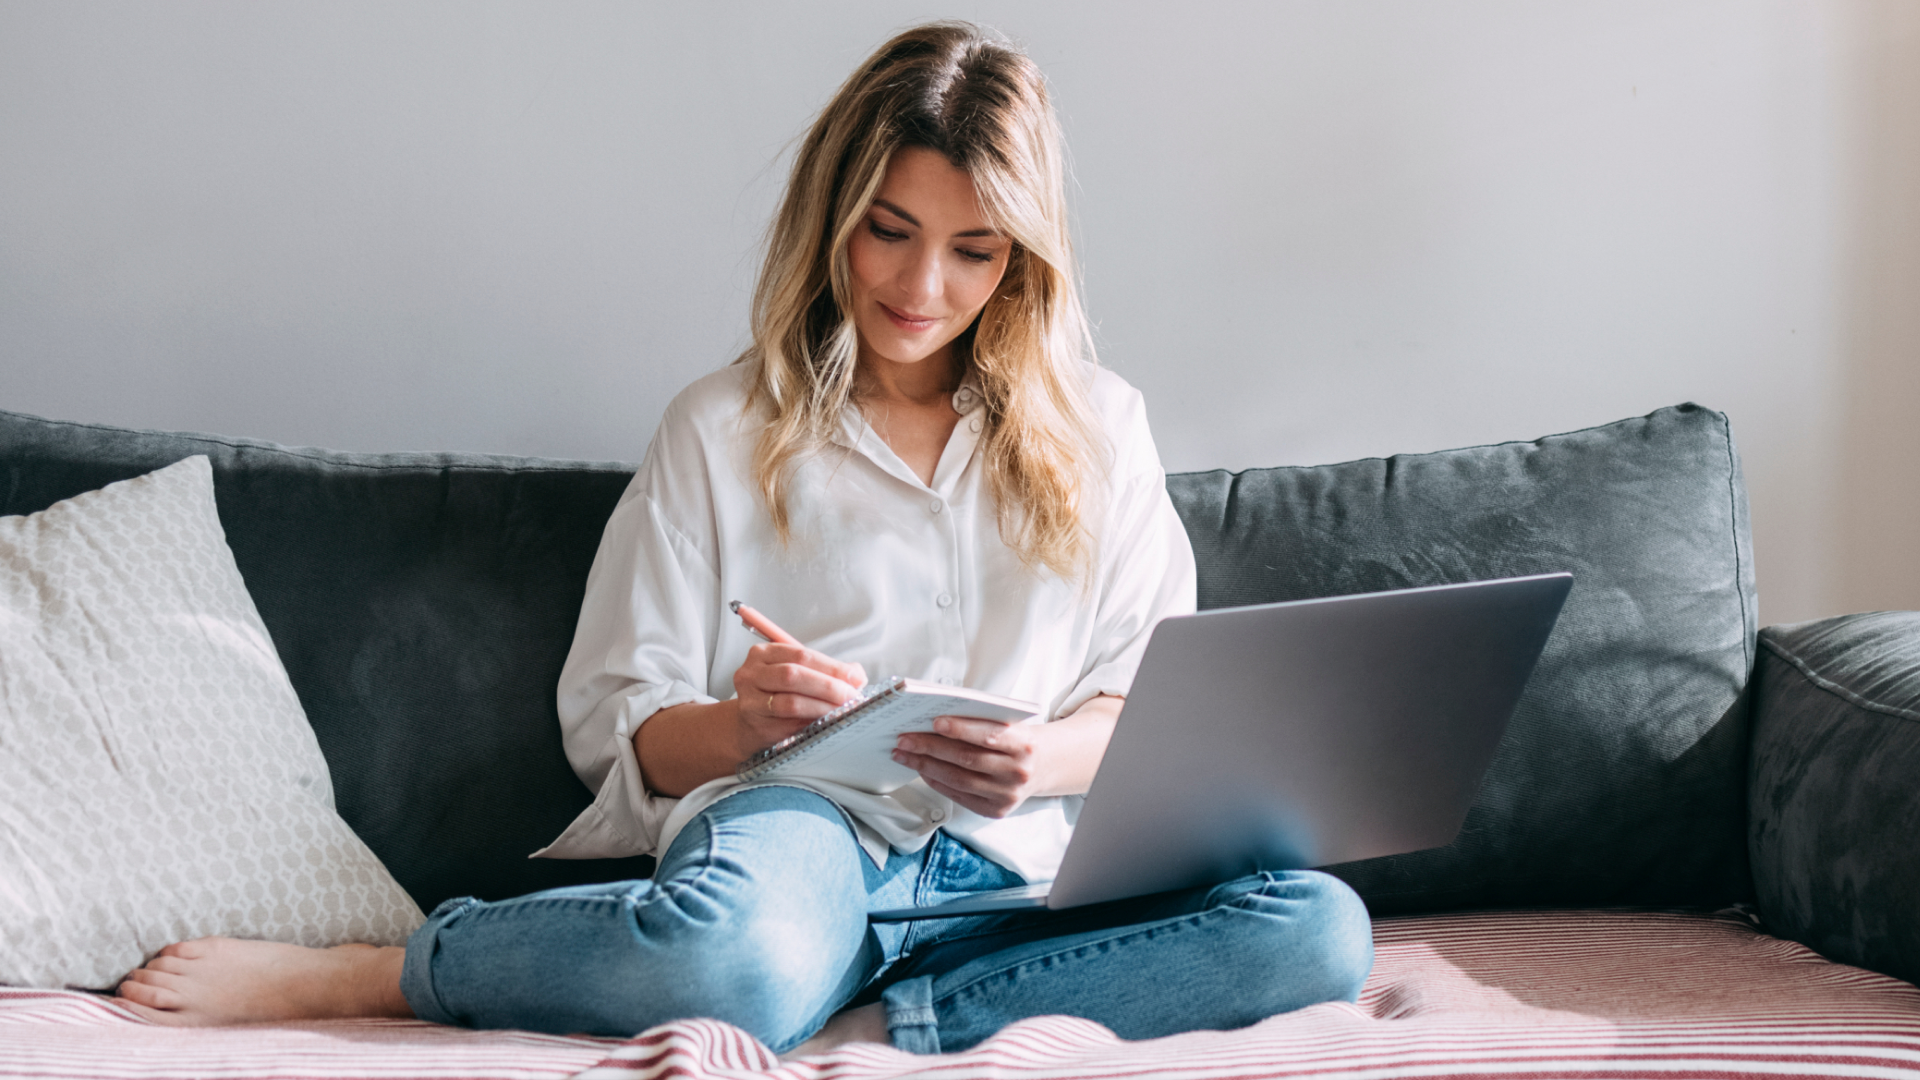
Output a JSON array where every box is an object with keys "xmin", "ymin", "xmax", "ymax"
[
  {"xmin": 114, "ymin": 938, "xmax": 412, "ymax": 1026},
  {"xmin": 780, "ymin": 1002, "xmax": 891, "ymax": 1060}
]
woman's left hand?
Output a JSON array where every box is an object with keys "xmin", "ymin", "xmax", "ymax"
[
  {"xmin": 892, "ymin": 695, "xmax": 1122, "ymax": 819},
  {"xmin": 893, "ymin": 717, "xmax": 1046, "ymax": 818}
]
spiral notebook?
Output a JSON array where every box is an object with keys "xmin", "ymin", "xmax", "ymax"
[{"xmin": 735, "ymin": 677, "xmax": 1039, "ymax": 793}]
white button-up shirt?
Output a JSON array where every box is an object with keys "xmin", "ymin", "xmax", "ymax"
[{"xmin": 535, "ymin": 361, "xmax": 1196, "ymax": 882}]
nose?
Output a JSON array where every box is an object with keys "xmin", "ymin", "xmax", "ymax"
[{"xmin": 898, "ymin": 242, "xmax": 942, "ymax": 309}]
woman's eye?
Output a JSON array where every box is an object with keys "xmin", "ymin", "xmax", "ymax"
[
  {"xmin": 957, "ymin": 248, "xmax": 996, "ymax": 264},
  {"xmin": 867, "ymin": 221, "xmax": 908, "ymax": 242}
]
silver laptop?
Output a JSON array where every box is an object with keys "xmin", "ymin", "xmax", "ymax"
[{"xmin": 869, "ymin": 572, "xmax": 1572, "ymax": 922}]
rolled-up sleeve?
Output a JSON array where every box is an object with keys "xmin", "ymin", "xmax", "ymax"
[
  {"xmin": 1057, "ymin": 389, "xmax": 1198, "ymax": 718},
  {"xmin": 536, "ymin": 422, "xmax": 724, "ymax": 860}
]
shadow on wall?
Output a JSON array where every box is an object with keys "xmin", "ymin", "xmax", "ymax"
[{"xmin": 1834, "ymin": 1, "xmax": 1920, "ymax": 615}]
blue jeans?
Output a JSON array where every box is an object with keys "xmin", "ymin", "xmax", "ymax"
[{"xmin": 400, "ymin": 786, "xmax": 1373, "ymax": 1054}]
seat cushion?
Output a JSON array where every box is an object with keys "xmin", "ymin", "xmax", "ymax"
[
  {"xmin": 0, "ymin": 408, "xmax": 656, "ymax": 912},
  {"xmin": 7, "ymin": 910, "xmax": 1916, "ymax": 1079},
  {"xmin": 1166, "ymin": 404, "xmax": 1756, "ymax": 913}
]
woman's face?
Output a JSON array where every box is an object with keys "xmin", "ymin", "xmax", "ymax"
[{"xmin": 846, "ymin": 146, "xmax": 1012, "ymax": 380}]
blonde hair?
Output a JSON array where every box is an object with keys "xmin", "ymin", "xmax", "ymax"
[{"xmin": 738, "ymin": 21, "xmax": 1105, "ymax": 579}]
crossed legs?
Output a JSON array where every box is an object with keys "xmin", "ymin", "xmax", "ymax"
[{"xmin": 118, "ymin": 786, "xmax": 1373, "ymax": 1054}]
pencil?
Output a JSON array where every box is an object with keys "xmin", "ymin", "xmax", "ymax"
[{"xmin": 729, "ymin": 600, "xmax": 801, "ymax": 645}]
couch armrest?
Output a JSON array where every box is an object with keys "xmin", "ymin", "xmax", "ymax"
[{"xmin": 1751, "ymin": 611, "xmax": 1920, "ymax": 984}]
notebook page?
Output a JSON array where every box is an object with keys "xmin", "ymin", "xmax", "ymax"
[{"xmin": 741, "ymin": 679, "xmax": 1036, "ymax": 793}]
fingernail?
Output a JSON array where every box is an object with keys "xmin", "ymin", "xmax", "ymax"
[{"xmin": 892, "ymin": 750, "xmax": 907, "ymax": 763}]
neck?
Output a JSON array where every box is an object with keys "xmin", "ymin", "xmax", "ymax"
[{"xmin": 857, "ymin": 344, "xmax": 961, "ymax": 407}]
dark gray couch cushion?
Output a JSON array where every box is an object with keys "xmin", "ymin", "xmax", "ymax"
[
  {"xmin": 5, "ymin": 401, "xmax": 1758, "ymax": 918},
  {"xmin": 1750, "ymin": 612, "xmax": 1920, "ymax": 985},
  {"xmin": 0, "ymin": 408, "xmax": 655, "ymax": 911},
  {"xmin": 1166, "ymin": 403, "xmax": 1756, "ymax": 913}
]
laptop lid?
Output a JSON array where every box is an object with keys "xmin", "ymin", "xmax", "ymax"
[{"xmin": 1044, "ymin": 572, "xmax": 1571, "ymax": 911}]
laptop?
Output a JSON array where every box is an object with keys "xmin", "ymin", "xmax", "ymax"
[{"xmin": 869, "ymin": 572, "xmax": 1572, "ymax": 922}]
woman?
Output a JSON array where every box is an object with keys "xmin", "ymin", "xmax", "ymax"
[{"xmin": 115, "ymin": 22, "xmax": 1372, "ymax": 1055}]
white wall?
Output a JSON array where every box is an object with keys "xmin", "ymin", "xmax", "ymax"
[{"xmin": 2, "ymin": 1, "xmax": 1915, "ymax": 624}]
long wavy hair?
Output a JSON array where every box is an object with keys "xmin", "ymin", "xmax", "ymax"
[{"xmin": 738, "ymin": 21, "xmax": 1105, "ymax": 580}]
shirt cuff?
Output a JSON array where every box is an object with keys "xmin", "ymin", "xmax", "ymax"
[
  {"xmin": 535, "ymin": 684, "xmax": 714, "ymax": 859},
  {"xmin": 1057, "ymin": 660, "xmax": 1135, "ymax": 719}
]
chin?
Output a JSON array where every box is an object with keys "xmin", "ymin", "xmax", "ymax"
[{"xmin": 865, "ymin": 334, "xmax": 945, "ymax": 367}]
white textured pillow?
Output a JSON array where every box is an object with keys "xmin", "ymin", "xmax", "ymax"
[{"xmin": 0, "ymin": 456, "xmax": 423, "ymax": 989}]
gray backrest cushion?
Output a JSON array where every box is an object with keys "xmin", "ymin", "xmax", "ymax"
[
  {"xmin": 1750, "ymin": 612, "xmax": 1920, "ymax": 985},
  {"xmin": 0, "ymin": 409, "xmax": 656, "ymax": 911},
  {"xmin": 5, "ymin": 401, "xmax": 1757, "ymax": 916},
  {"xmin": 1166, "ymin": 403, "xmax": 1757, "ymax": 913}
]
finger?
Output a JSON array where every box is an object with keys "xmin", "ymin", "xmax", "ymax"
[
  {"xmin": 893, "ymin": 748, "xmax": 975, "ymax": 792},
  {"xmin": 895, "ymin": 744, "xmax": 1019, "ymax": 794},
  {"xmin": 757, "ymin": 691, "xmax": 840, "ymax": 724},
  {"xmin": 919, "ymin": 773, "xmax": 1016, "ymax": 820},
  {"xmin": 754, "ymin": 663, "xmax": 861, "ymax": 708},
  {"xmin": 929, "ymin": 716, "xmax": 1023, "ymax": 750},
  {"xmin": 748, "ymin": 643, "xmax": 867, "ymax": 688},
  {"xmin": 801, "ymin": 649, "xmax": 866, "ymax": 688},
  {"xmin": 897, "ymin": 733, "xmax": 1020, "ymax": 779}
]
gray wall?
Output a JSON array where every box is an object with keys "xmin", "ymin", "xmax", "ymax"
[{"xmin": 3, "ymin": 1, "xmax": 1916, "ymax": 624}]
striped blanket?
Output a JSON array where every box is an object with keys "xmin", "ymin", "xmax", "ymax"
[{"xmin": 3, "ymin": 910, "xmax": 1916, "ymax": 1080}]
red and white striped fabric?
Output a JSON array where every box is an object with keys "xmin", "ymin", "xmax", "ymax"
[{"xmin": 4, "ymin": 910, "xmax": 1917, "ymax": 1080}]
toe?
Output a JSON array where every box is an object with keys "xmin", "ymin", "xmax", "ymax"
[
  {"xmin": 146, "ymin": 955, "xmax": 193, "ymax": 976},
  {"xmin": 124, "ymin": 967, "xmax": 184, "ymax": 990},
  {"xmin": 160, "ymin": 938, "xmax": 213, "ymax": 961},
  {"xmin": 116, "ymin": 975, "xmax": 184, "ymax": 1011}
]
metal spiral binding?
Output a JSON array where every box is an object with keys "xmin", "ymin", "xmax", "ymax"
[{"xmin": 735, "ymin": 676, "xmax": 907, "ymax": 780}]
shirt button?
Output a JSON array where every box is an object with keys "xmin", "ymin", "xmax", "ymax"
[
  {"xmin": 969, "ymin": 418, "xmax": 983, "ymax": 434},
  {"xmin": 929, "ymin": 808, "xmax": 947, "ymax": 823},
  {"xmin": 929, "ymin": 498, "xmax": 944, "ymax": 514},
  {"xmin": 936, "ymin": 592, "xmax": 953, "ymax": 609}
]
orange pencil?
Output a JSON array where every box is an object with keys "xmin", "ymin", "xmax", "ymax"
[{"xmin": 729, "ymin": 600, "xmax": 801, "ymax": 645}]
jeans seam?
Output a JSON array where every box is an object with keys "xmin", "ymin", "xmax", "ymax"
[
  {"xmin": 932, "ymin": 904, "xmax": 1233, "ymax": 1007},
  {"xmin": 916, "ymin": 873, "xmax": 1284, "ymax": 955},
  {"xmin": 453, "ymin": 817, "xmax": 727, "ymax": 931},
  {"xmin": 662, "ymin": 786, "xmax": 849, "ymax": 923},
  {"xmin": 656, "ymin": 811, "xmax": 724, "ymax": 913}
]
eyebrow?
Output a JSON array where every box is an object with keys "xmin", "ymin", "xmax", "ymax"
[{"xmin": 872, "ymin": 198, "xmax": 999, "ymax": 239}]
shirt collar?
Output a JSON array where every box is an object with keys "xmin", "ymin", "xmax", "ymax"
[{"xmin": 832, "ymin": 374, "xmax": 986, "ymax": 496}]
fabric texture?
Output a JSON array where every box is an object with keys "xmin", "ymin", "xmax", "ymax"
[
  {"xmin": 0, "ymin": 402, "xmax": 1756, "ymax": 921},
  {"xmin": 406, "ymin": 785, "xmax": 1368, "ymax": 1054},
  {"xmin": 0, "ymin": 457, "xmax": 421, "ymax": 989},
  {"xmin": 5, "ymin": 910, "xmax": 1918, "ymax": 1078},
  {"xmin": 0, "ymin": 408, "xmax": 657, "ymax": 913},
  {"xmin": 542, "ymin": 363, "xmax": 1196, "ymax": 884},
  {"xmin": 1165, "ymin": 403, "xmax": 1757, "ymax": 914},
  {"xmin": 0, "ymin": 988, "xmax": 621, "ymax": 1079},
  {"xmin": 1751, "ymin": 611, "xmax": 1920, "ymax": 986}
]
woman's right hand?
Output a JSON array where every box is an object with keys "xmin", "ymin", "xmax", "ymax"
[
  {"xmin": 730, "ymin": 643, "xmax": 867, "ymax": 757},
  {"xmin": 635, "ymin": 643, "xmax": 867, "ymax": 797}
]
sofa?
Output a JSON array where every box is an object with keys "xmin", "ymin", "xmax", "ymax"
[{"xmin": 2, "ymin": 400, "xmax": 1917, "ymax": 1080}]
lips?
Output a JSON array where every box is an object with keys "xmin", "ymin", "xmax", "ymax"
[{"xmin": 880, "ymin": 303, "xmax": 941, "ymax": 331}]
